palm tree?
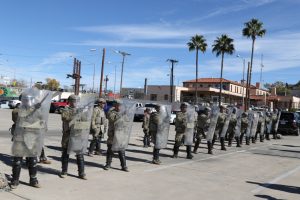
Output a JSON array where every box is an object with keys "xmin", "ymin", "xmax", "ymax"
[
  {"xmin": 212, "ymin": 34, "xmax": 235, "ymax": 106},
  {"xmin": 243, "ymin": 18, "xmax": 266, "ymax": 110},
  {"xmin": 187, "ymin": 34, "xmax": 207, "ymax": 104}
]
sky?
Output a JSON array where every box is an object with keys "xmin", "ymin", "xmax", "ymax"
[{"xmin": 0, "ymin": 0, "xmax": 300, "ymax": 92}]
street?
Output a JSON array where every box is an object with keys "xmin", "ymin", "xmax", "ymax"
[{"xmin": 0, "ymin": 108, "xmax": 300, "ymax": 200}]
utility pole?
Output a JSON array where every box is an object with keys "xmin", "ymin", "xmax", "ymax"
[
  {"xmin": 115, "ymin": 50, "xmax": 131, "ymax": 97},
  {"xmin": 67, "ymin": 58, "xmax": 81, "ymax": 95},
  {"xmin": 99, "ymin": 48, "xmax": 106, "ymax": 97},
  {"xmin": 104, "ymin": 75, "xmax": 109, "ymax": 95},
  {"xmin": 245, "ymin": 62, "xmax": 250, "ymax": 111},
  {"xmin": 260, "ymin": 54, "xmax": 264, "ymax": 89},
  {"xmin": 144, "ymin": 78, "xmax": 148, "ymax": 100},
  {"xmin": 167, "ymin": 59, "xmax": 178, "ymax": 103}
]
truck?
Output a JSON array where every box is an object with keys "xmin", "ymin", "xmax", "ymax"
[{"xmin": 50, "ymin": 99, "xmax": 70, "ymax": 113}]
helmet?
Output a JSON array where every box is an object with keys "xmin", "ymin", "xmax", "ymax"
[
  {"xmin": 21, "ymin": 94, "xmax": 35, "ymax": 107},
  {"xmin": 180, "ymin": 102, "xmax": 188, "ymax": 108},
  {"xmin": 242, "ymin": 112, "xmax": 248, "ymax": 117},
  {"xmin": 232, "ymin": 107, "xmax": 238, "ymax": 114},
  {"xmin": 68, "ymin": 94, "xmax": 79, "ymax": 102},
  {"xmin": 113, "ymin": 99, "xmax": 122, "ymax": 105},
  {"xmin": 204, "ymin": 107, "xmax": 211, "ymax": 114},
  {"xmin": 96, "ymin": 98, "xmax": 106, "ymax": 104}
]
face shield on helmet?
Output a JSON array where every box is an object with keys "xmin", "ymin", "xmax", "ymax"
[
  {"xmin": 68, "ymin": 95, "xmax": 80, "ymax": 108},
  {"xmin": 21, "ymin": 95, "xmax": 35, "ymax": 107}
]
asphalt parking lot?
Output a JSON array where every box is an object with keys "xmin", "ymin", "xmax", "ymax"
[{"xmin": 0, "ymin": 108, "xmax": 300, "ymax": 200}]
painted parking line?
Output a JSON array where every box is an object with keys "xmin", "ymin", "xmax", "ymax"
[{"xmin": 251, "ymin": 165, "xmax": 300, "ymax": 194}]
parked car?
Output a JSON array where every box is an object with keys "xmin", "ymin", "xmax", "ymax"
[
  {"xmin": 50, "ymin": 99, "xmax": 70, "ymax": 113},
  {"xmin": 0, "ymin": 100, "xmax": 9, "ymax": 109},
  {"xmin": 134, "ymin": 103, "xmax": 145, "ymax": 122},
  {"xmin": 170, "ymin": 111, "xmax": 179, "ymax": 124},
  {"xmin": 8, "ymin": 99, "xmax": 21, "ymax": 109},
  {"xmin": 278, "ymin": 111, "xmax": 300, "ymax": 136}
]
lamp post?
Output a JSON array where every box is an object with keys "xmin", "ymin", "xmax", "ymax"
[
  {"xmin": 114, "ymin": 50, "xmax": 130, "ymax": 97},
  {"xmin": 167, "ymin": 59, "xmax": 178, "ymax": 103},
  {"xmin": 237, "ymin": 54, "xmax": 246, "ymax": 110}
]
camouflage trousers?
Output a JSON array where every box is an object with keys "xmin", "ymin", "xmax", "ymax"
[
  {"xmin": 195, "ymin": 128, "xmax": 206, "ymax": 140},
  {"xmin": 174, "ymin": 132, "xmax": 184, "ymax": 147},
  {"xmin": 61, "ymin": 131, "xmax": 70, "ymax": 149}
]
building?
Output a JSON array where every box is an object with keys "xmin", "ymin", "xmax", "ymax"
[{"xmin": 144, "ymin": 85, "xmax": 188, "ymax": 102}]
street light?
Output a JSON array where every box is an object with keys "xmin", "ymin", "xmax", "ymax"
[
  {"xmin": 237, "ymin": 54, "xmax": 246, "ymax": 109},
  {"xmin": 114, "ymin": 50, "xmax": 130, "ymax": 97},
  {"xmin": 107, "ymin": 61, "xmax": 119, "ymax": 98}
]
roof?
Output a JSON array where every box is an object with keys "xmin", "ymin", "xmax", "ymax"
[{"xmin": 183, "ymin": 78, "xmax": 243, "ymax": 87}]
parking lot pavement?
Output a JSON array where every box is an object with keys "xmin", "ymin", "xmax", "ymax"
[{"xmin": 0, "ymin": 109, "xmax": 300, "ymax": 200}]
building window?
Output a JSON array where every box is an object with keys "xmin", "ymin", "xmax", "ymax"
[
  {"xmin": 164, "ymin": 94, "xmax": 168, "ymax": 100},
  {"xmin": 150, "ymin": 94, "xmax": 157, "ymax": 101},
  {"xmin": 230, "ymin": 85, "xmax": 232, "ymax": 91},
  {"xmin": 200, "ymin": 84, "xmax": 203, "ymax": 88}
]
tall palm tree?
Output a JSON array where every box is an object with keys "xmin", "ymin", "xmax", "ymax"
[
  {"xmin": 212, "ymin": 34, "xmax": 235, "ymax": 106},
  {"xmin": 243, "ymin": 18, "xmax": 266, "ymax": 110},
  {"xmin": 187, "ymin": 34, "xmax": 207, "ymax": 104}
]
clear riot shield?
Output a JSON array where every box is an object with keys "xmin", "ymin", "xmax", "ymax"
[
  {"xmin": 67, "ymin": 94, "xmax": 95, "ymax": 154},
  {"xmin": 275, "ymin": 111, "xmax": 282, "ymax": 133},
  {"xmin": 250, "ymin": 112, "xmax": 259, "ymax": 137},
  {"xmin": 184, "ymin": 105, "xmax": 195, "ymax": 145},
  {"xmin": 206, "ymin": 106, "xmax": 220, "ymax": 142},
  {"xmin": 220, "ymin": 108, "xmax": 233, "ymax": 138},
  {"xmin": 12, "ymin": 88, "xmax": 52, "ymax": 157},
  {"xmin": 246, "ymin": 111, "xmax": 254, "ymax": 138},
  {"xmin": 112, "ymin": 100, "xmax": 136, "ymax": 151},
  {"xmin": 155, "ymin": 104, "xmax": 171, "ymax": 149},
  {"xmin": 260, "ymin": 112, "xmax": 266, "ymax": 135},
  {"xmin": 267, "ymin": 118, "xmax": 272, "ymax": 134},
  {"xmin": 234, "ymin": 109, "xmax": 243, "ymax": 137}
]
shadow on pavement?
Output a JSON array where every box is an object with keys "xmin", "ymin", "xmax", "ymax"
[
  {"xmin": 46, "ymin": 145, "xmax": 62, "ymax": 152},
  {"xmin": 48, "ymin": 156, "xmax": 104, "ymax": 168},
  {"xmin": 254, "ymin": 194, "xmax": 286, "ymax": 200},
  {"xmin": 269, "ymin": 148, "xmax": 300, "ymax": 154},
  {"xmin": 126, "ymin": 148, "xmax": 171, "ymax": 158},
  {"xmin": 251, "ymin": 152, "xmax": 300, "ymax": 159},
  {"xmin": 273, "ymin": 144, "xmax": 300, "ymax": 148},
  {"xmin": 247, "ymin": 181, "xmax": 300, "ymax": 195}
]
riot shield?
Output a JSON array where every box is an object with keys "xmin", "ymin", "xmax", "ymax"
[
  {"xmin": 275, "ymin": 111, "xmax": 282, "ymax": 133},
  {"xmin": 250, "ymin": 112, "xmax": 259, "ymax": 137},
  {"xmin": 155, "ymin": 104, "xmax": 171, "ymax": 149},
  {"xmin": 184, "ymin": 105, "xmax": 195, "ymax": 145},
  {"xmin": 206, "ymin": 106, "xmax": 219, "ymax": 142},
  {"xmin": 234, "ymin": 109, "xmax": 243, "ymax": 137},
  {"xmin": 266, "ymin": 119, "xmax": 272, "ymax": 134},
  {"xmin": 67, "ymin": 94, "xmax": 95, "ymax": 154},
  {"xmin": 260, "ymin": 112, "xmax": 266, "ymax": 135},
  {"xmin": 112, "ymin": 100, "xmax": 136, "ymax": 151},
  {"xmin": 245, "ymin": 111, "xmax": 254, "ymax": 138},
  {"xmin": 12, "ymin": 88, "xmax": 52, "ymax": 157},
  {"xmin": 220, "ymin": 108, "xmax": 233, "ymax": 138}
]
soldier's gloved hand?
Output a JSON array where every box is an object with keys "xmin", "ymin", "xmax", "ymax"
[{"xmin": 35, "ymin": 103, "xmax": 42, "ymax": 109}]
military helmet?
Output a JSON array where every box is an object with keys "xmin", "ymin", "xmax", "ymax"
[
  {"xmin": 96, "ymin": 98, "xmax": 106, "ymax": 104},
  {"xmin": 242, "ymin": 112, "xmax": 248, "ymax": 117},
  {"xmin": 180, "ymin": 102, "xmax": 188, "ymax": 108},
  {"xmin": 20, "ymin": 93, "xmax": 35, "ymax": 107},
  {"xmin": 68, "ymin": 94, "xmax": 79, "ymax": 102},
  {"xmin": 113, "ymin": 99, "xmax": 122, "ymax": 105},
  {"xmin": 204, "ymin": 107, "xmax": 211, "ymax": 112}
]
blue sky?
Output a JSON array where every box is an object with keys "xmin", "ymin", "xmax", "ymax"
[{"xmin": 0, "ymin": 0, "xmax": 300, "ymax": 92}]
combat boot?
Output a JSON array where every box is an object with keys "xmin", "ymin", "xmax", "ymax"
[
  {"xmin": 240, "ymin": 133, "xmax": 244, "ymax": 145},
  {"xmin": 147, "ymin": 135, "xmax": 151, "ymax": 147},
  {"xmin": 207, "ymin": 141, "xmax": 213, "ymax": 154},
  {"xmin": 28, "ymin": 157, "xmax": 40, "ymax": 188},
  {"xmin": 235, "ymin": 137, "xmax": 241, "ymax": 147},
  {"xmin": 118, "ymin": 151, "xmax": 129, "ymax": 172},
  {"xmin": 228, "ymin": 139, "xmax": 232, "ymax": 147},
  {"xmin": 172, "ymin": 145, "xmax": 179, "ymax": 158},
  {"xmin": 88, "ymin": 138, "xmax": 96, "ymax": 156},
  {"xmin": 220, "ymin": 137, "xmax": 227, "ymax": 151},
  {"xmin": 193, "ymin": 139, "xmax": 200, "ymax": 154},
  {"xmin": 60, "ymin": 149, "xmax": 69, "ymax": 178},
  {"xmin": 260, "ymin": 135, "xmax": 264, "ymax": 142},
  {"xmin": 39, "ymin": 148, "xmax": 51, "ymax": 164},
  {"xmin": 265, "ymin": 132, "xmax": 270, "ymax": 140},
  {"xmin": 246, "ymin": 137, "xmax": 250, "ymax": 145},
  {"xmin": 76, "ymin": 154, "xmax": 87, "ymax": 180},
  {"xmin": 143, "ymin": 136, "xmax": 148, "ymax": 148},
  {"xmin": 94, "ymin": 137, "xmax": 102, "ymax": 155},
  {"xmin": 11, "ymin": 157, "xmax": 22, "ymax": 189},
  {"xmin": 273, "ymin": 133, "xmax": 277, "ymax": 139},
  {"xmin": 152, "ymin": 148, "xmax": 161, "ymax": 165},
  {"xmin": 252, "ymin": 137, "xmax": 256, "ymax": 144},
  {"xmin": 104, "ymin": 145, "xmax": 113, "ymax": 170},
  {"xmin": 186, "ymin": 145, "xmax": 193, "ymax": 159}
]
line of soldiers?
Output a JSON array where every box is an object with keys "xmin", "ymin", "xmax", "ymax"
[{"xmin": 8, "ymin": 87, "xmax": 282, "ymax": 189}]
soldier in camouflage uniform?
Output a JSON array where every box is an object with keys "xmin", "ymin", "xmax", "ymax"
[
  {"xmin": 227, "ymin": 108, "xmax": 238, "ymax": 147},
  {"xmin": 88, "ymin": 98, "xmax": 107, "ymax": 156},
  {"xmin": 265, "ymin": 112, "xmax": 271, "ymax": 140},
  {"xmin": 10, "ymin": 94, "xmax": 43, "ymax": 188},
  {"xmin": 239, "ymin": 112, "xmax": 249, "ymax": 145},
  {"xmin": 255, "ymin": 112, "xmax": 265, "ymax": 143},
  {"xmin": 142, "ymin": 108, "xmax": 151, "ymax": 148},
  {"xmin": 149, "ymin": 105, "xmax": 161, "ymax": 164},
  {"xmin": 193, "ymin": 107, "xmax": 210, "ymax": 154},
  {"xmin": 103, "ymin": 100, "xmax": 129, "ymax": 172},
  {"xmin": 60, "ymin": 94, "xmax": 87, "ymax": 179},
  {"xmin": 212, "ymin": 105, "xmax": 227, "ymax": 151},
  {"xmin": 173, "ymin": 103, "xmax": 193, "ymax": 159},
  {"xmin": 271, "ymin": 109, "xmax": 279, "ymax": 139}
]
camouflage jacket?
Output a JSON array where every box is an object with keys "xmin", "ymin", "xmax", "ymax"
[
  {"xmin": 197, "ymin": 113, "xmax": 209, "ymax": 129},
  {"xmin": 175, "ymin": 111, "xmax": 187, "ymax": 133},
  {"xmin": 142, "ymin": 113, "xmax": 150, "ymax": 131},
  {"xmin": 106, "ymin": 107, "xmax": 122, "ymax": 144},
  {"xmin": 149, "ymin": 112, "xmax": 159, "ymax": 133},
  {"xmin": 91, "ymin": 106, "xmax": 107, "ymax": 134},
  {"xmin": 227, "ymin": 114, "xmax": 237, "ymax": 133},
  {"xmin": 241, "ymin": 117, "xmax": 248, "ymax": 132},
  {"xmin": 216, "ymin": 112, "xmax": 226, "ymax": 131}
]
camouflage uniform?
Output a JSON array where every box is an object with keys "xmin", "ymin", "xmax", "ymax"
[
  {"xmin": 239, "ymin": 113, "xmax": 249, "ymax": 145},
  {"xmin": 142, "ymin": 110, "xmax": 151, "ymax": 147},
  {"xmin": 271, "ymin": 111, "xmax": 279, "ymax": 139},
  {"xmin": 88, "ymin": 99, "xmax": 107, "ymax": 155},
  {"xmin": 265, "ymin": 113, "xmax": 271, "ymax": 140},
  {"xmin": 11, "ymin": 97, "xmax": 43, "ymax": 188},
  {"xmin": 193, "ymin": 109, "xmax": 210, "ymax": 153},
  {"xmin": 173, "ymin": 103, "xmax": 193, "ymax": 159},
  {"xmin": 60, "ymin": 95, "xmax": 87, "ymax": 179},
  {"xmin": 256, "ymin": 114, "xmax": 265, "ymax": 142},
  {"xmin": 227, "ymin": 112, "xmax": 237, "ymax": 147},
  {"xmin": 212, "ymin": 109, "xmax": 226, "ymax": 150},
  {"xmin": 149, "ymin": 106, "xmax": 162, "ymax": 164},
  {"xmin": 104, "ymin": 101, "xmax": 129, "ymax": 172}
]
